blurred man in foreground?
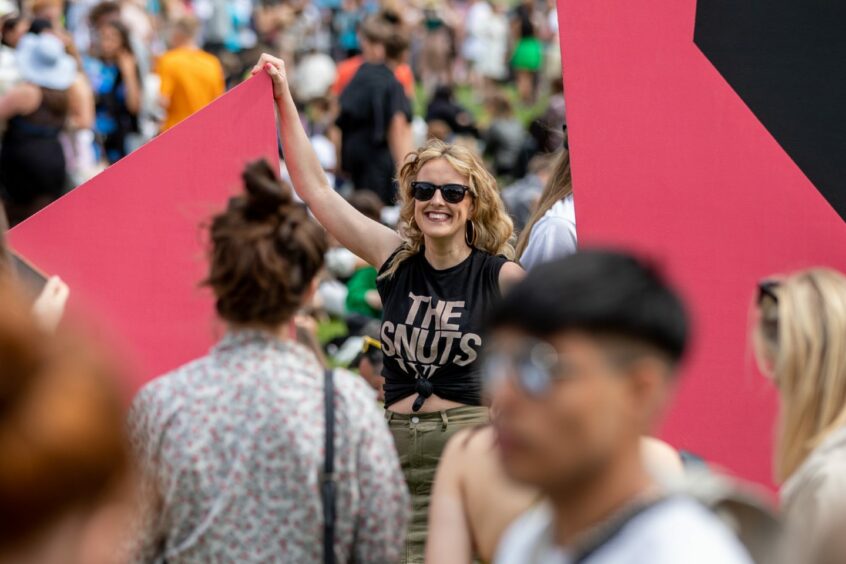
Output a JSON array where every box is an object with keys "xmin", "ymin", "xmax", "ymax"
[{"xmin": 487, "ymin": 250, "xmax": 753, "ymax": 563}]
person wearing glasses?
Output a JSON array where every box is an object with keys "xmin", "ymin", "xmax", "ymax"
[
  {"xmin": 254, "ymin": 53, "xmax": 524, "ymax": 563},
  {"xmin": 486, "ymin": 250, "xmax": 752, "ymax": 564},
  {"xmin": 425, "ymin": 428, "xmax": 684, "ymax": 564},
  {"xmin": 755, "ymin": 270, "xmax": 846, "ymax": 564}
]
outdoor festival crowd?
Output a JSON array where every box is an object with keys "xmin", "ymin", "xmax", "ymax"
[
  {"xmin": 0, "ymin": 0, "xmax": 564, "ymax": 226},
  {"xmin": 2, "ymin": 1, "xmax": 846, "ymax": 564}
]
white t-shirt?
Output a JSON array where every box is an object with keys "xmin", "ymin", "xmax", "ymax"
[
  {"xmin": 495, "ymin": 496, "xmax": 753, "ymax": 564},
  {"xmin": 463, "ymin": 0, "xmax": 492, "ymax": 62},
  {"xmin": 475, "ymin": 11, "xmax": 509, "ymax": 80},
  {"xmin": 520, "ymin": 195, "xmax": 577, "ymax": 272}
]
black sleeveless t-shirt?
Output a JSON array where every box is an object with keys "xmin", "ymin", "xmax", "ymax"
[{"xmin": 376, "ymin": 247, "xmax": 509, "ymax": 410}]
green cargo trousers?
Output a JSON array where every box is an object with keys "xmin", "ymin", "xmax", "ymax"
[{"xmin": 386, "ymin": 406, "xmax": 490, "ymax": 564}]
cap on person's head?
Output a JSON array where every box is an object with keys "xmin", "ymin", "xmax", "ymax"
[
  {"xmin": 491, "ymin": 249, "xmax": 689, "ymax": 364},
  {"xmin": 15, "ymin": 33, "xmax": 77, "ymax": 90}
]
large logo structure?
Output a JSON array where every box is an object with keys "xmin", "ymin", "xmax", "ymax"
[
  {"xmin": 8, "ymin": 75, "xmax": 279, "ymax": 393},
  {"xmin": 557, "ymin": 0, "xmax": 846, "ymax": 487},
  {"xmin": 695, "ymin": 1, "xmax": 846, "ymax": 221}
]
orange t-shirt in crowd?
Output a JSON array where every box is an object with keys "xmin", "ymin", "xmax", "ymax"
[
  {"xmin": 331, "ymin": 55, "xmax": 415, "ymax": 98},
  {"xmin": 157, "ymin": 47, "xmax": 226, "ymax": 131}
]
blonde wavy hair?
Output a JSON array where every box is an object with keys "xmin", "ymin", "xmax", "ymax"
[
  {"xmin": 754, "ymin": 268, "xmax": 846, "ymax": 482},
  {"xmin": 381, "ymin": 139, "xmax": 515, "ymax": 279}
]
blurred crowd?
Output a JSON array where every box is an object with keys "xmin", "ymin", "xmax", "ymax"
[
  {"xmin": 4, "ymin": 1, "xmax": 846, "ymax": 564},
  {"xmin": 0, "ymin": 0, "xmax": 565, "ymax": 226}
]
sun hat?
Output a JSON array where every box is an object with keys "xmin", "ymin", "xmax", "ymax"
[{"xmin": 16, "ymin": 33, "xmax": 77, "ymax": 90}]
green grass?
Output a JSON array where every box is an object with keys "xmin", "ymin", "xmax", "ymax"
[{"xmin": 316, "ymin": 318, "xmax": 349, "ymax": 345}]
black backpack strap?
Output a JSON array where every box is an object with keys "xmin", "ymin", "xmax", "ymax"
[{"xmin": 322, "ymin": 368, "xmax": 336, "ymax": 564}]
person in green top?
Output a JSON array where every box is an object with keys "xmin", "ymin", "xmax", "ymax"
[
  {"xmin": 344, "ymin": 190, "xmax": 384, "ymax": 319},
  {"xmin": 346, "ymin": 263, "xmax": 381, "ymax": 317}
]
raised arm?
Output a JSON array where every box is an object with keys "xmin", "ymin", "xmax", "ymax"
[{"xmin": 252, "ymin": 54, "xmax": 402, "ymax": 269}]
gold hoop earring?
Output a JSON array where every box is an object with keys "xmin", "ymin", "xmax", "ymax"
[{"xmin": 465, "ymin": 221, "xmax": 477, "ymax": 247}]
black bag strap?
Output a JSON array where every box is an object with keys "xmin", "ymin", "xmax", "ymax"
[{"xmin": 322, "ymin": 368, "xmax": 336, "ymax": 564}]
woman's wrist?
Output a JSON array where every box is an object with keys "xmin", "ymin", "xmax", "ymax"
[{"xmin": 274, "ymin": 82, "xmax": 293, "ymax": 104}]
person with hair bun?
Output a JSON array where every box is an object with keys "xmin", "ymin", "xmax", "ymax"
[
  {"xmin": 127, "ymin": 160, "xmax": 409, "ymax": 563},
  {"xmin": 0, "ymin": 279, "xmax": 132, "ymax": 564},
  {"xmin": 254, "ymin": 53, "xmax": 524, "ymax": 563}
]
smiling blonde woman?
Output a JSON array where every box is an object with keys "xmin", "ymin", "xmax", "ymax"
[{"xmin": 254, "ymin": 52, "xmax": 524, "ymax": 563}]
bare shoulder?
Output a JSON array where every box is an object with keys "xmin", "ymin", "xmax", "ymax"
[
  {"xmin": 442, "ymin": 425, "xmax": 497, "ymax": 466},
  {"xmin": 640, "ymin": 436, "xmax": 684, "ymax": 483},
  {"xmin": 5, "ymin": 83, "xmax": 41, "ymax": 114},
  {"xmin": 498, "ymin": 261, "xmax": 526, "ymax": 293}
]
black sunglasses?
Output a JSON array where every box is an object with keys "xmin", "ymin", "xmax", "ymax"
[
  {"xmin": 757, "ymin": 279, "xmax": 780, "ymax": 305},
  {"xmin": 410, "ymin": 181, "xmax": 471, "ymax": 204}
]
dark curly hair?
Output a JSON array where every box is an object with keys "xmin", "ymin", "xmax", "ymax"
[{"xmin": 204, "ymin": 160, "xmax": 328, "ymax": 326}]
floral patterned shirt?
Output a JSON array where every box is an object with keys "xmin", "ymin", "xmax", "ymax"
[{"xmin": 127, "ymin": 330, "xmax": 410, "ymax": 563}]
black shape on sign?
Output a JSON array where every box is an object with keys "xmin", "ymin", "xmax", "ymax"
[{"xmin": 694, "ymin": 2, "xmax": 846, "ymax": 222}]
